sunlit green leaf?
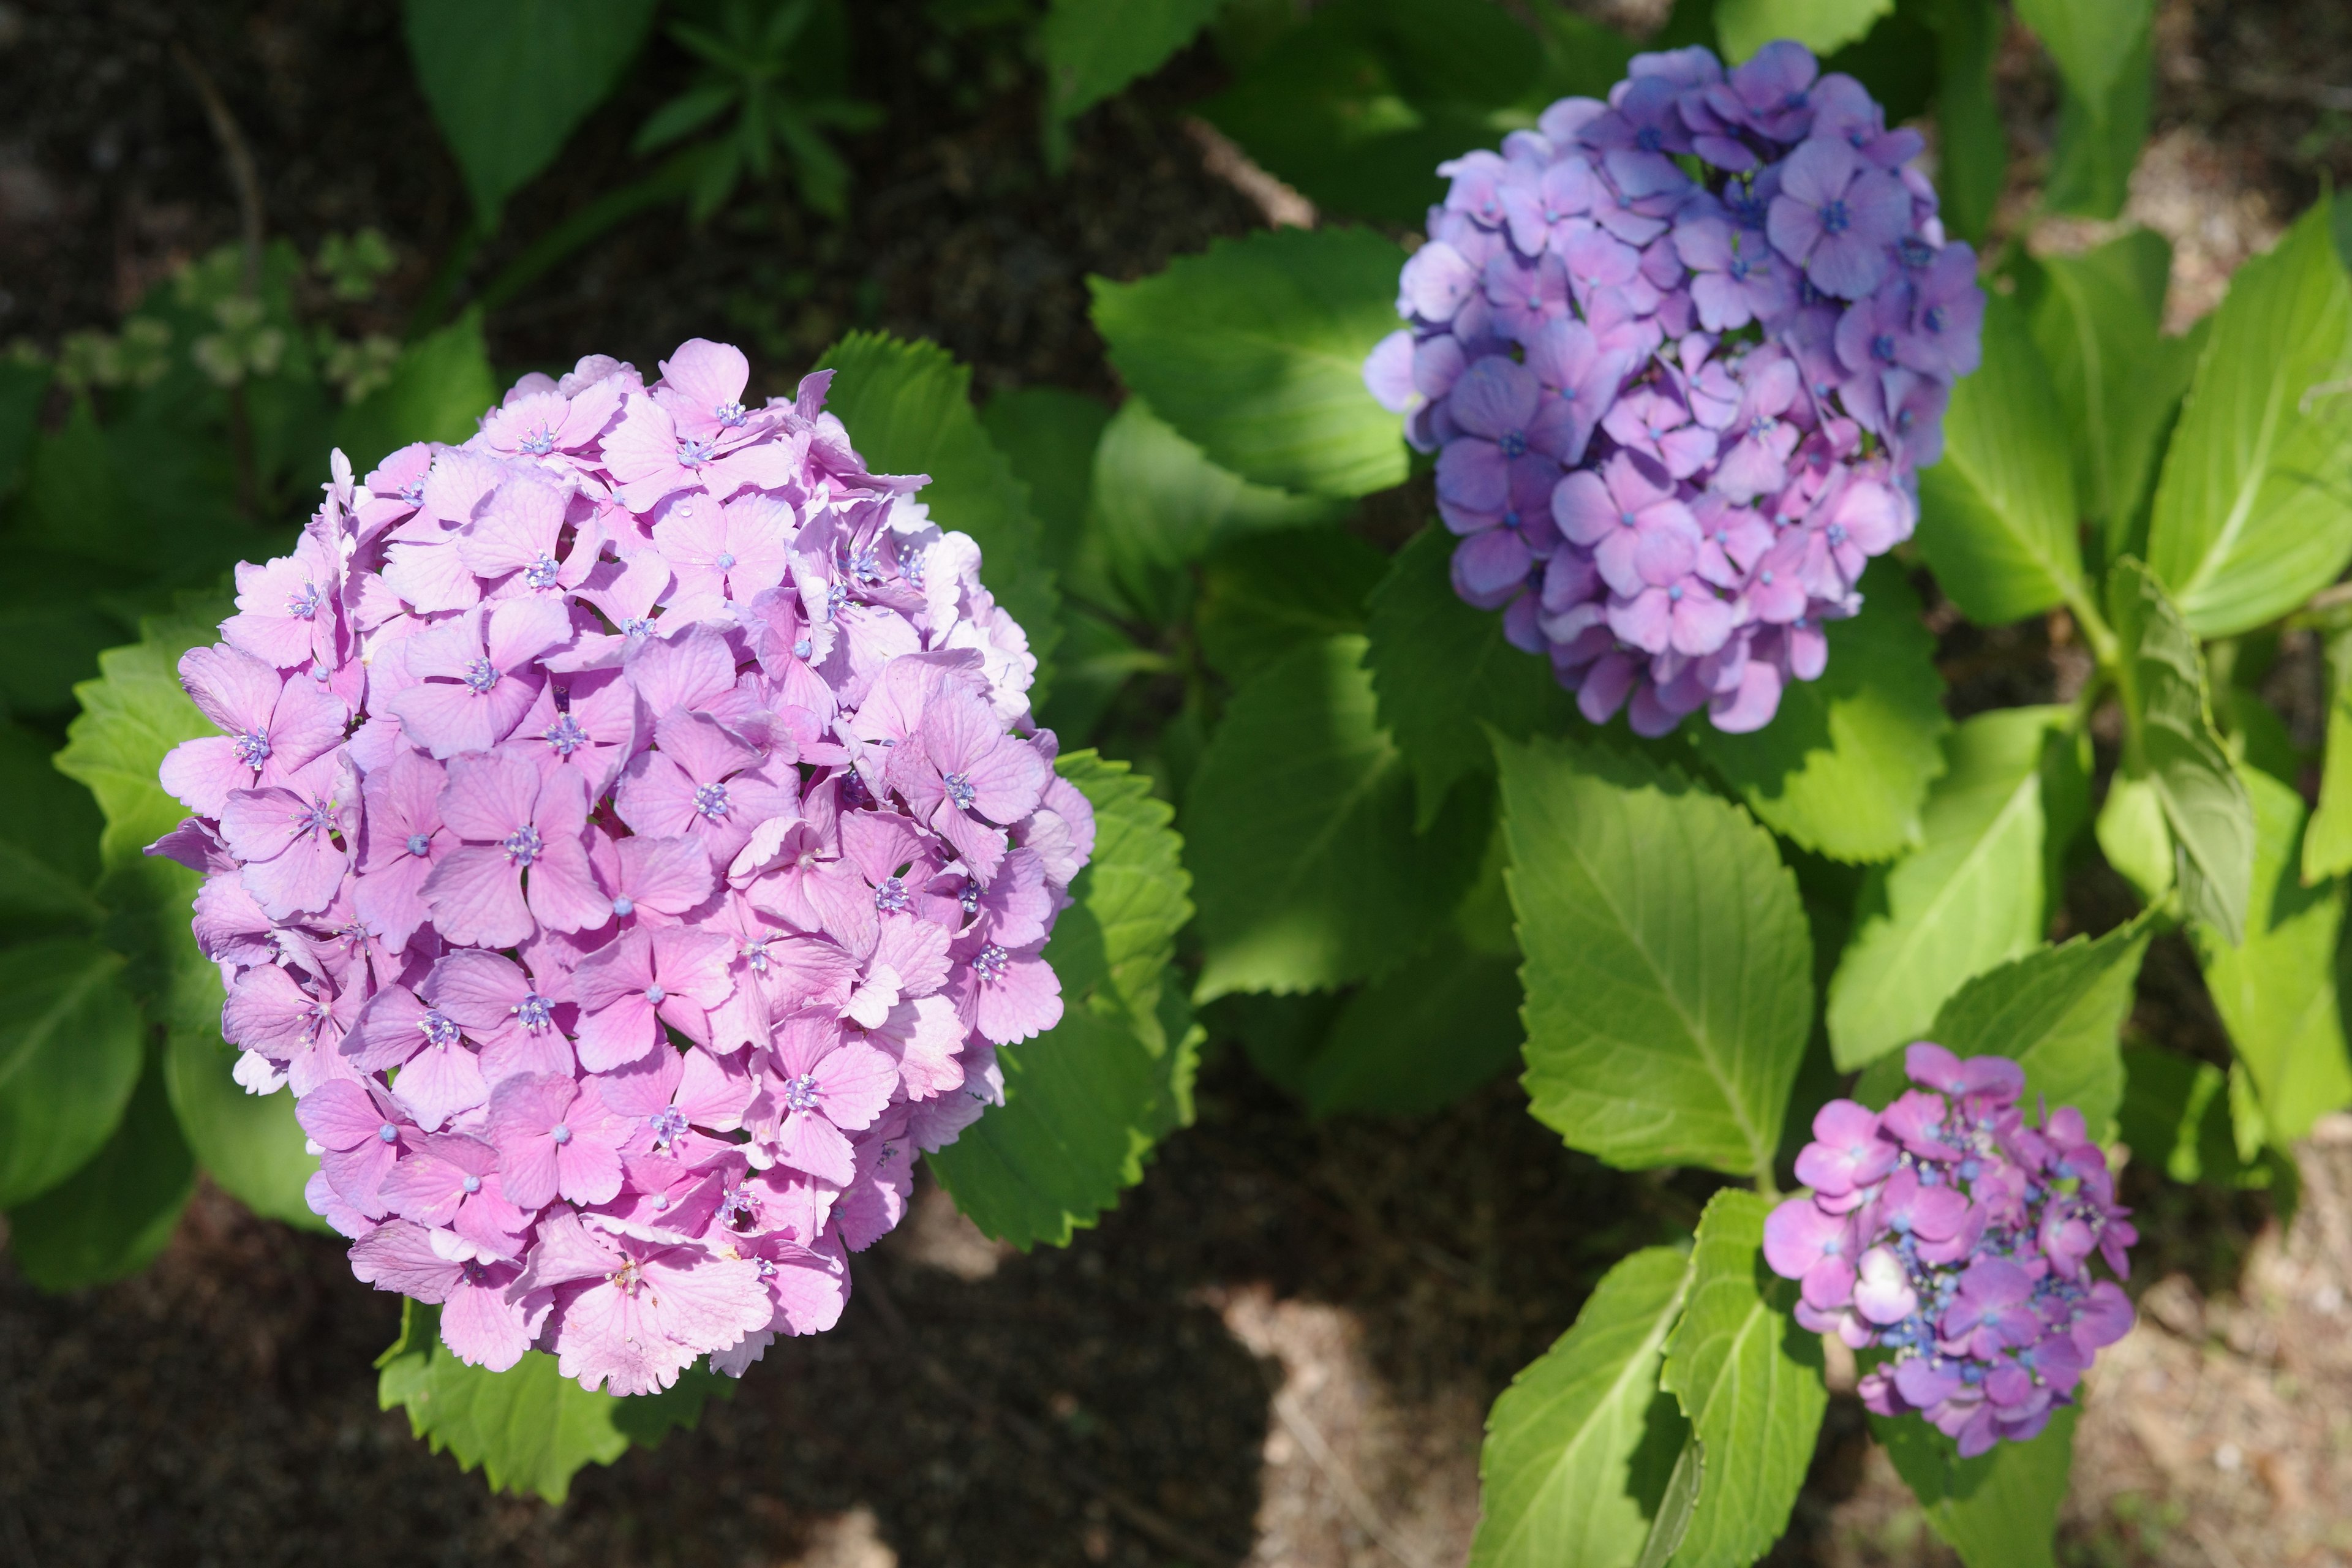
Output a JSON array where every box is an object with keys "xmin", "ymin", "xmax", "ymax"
[{"xmin": 1874, "ymin": 1404, "xmax": 2078, "ymax": 1568}]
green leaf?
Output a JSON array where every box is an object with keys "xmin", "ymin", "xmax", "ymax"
[
  {"xmin": 1195, "ymin": 527, "xmax": 1388, "ymax": 687},
  {"xmin": 163, "ymin": 1027, "xmax": 331, "ymax": 1233},
  {"xmin": 2305, "ymin": 629, "xmax": 2352, "ymax": 883},
  {"xmin": 53, "ymin": 595, "xmax": 247, "ymax": 1038},
  {"xmin": 2194, "ymin": 766, "xmax": 2352, "ymax": 1145},
  {"xmin": 4, "ymin": 1044, "xmax": 193, "ymax": 1291},
  {"xmin": 1687, "ymin": 558, "xmax": 1950, "ymax": 863},
  {"xmin": 980, "ymin": 386, "xmax": 1113, "ymax": 579},
  {"xmin": 1859, "ymin": 922, "xmax": 2152, "ymax": 1137},
  {"xmin": 2094, "ymin": 771, "xmax": 2173, "ymax": 904},
  {"xmin": 927, "ymin": 752, "xmax": 1201, "ymax": 1246},
  {"xmin": 2018, "ymin": 0, "xmax": 2152, "ymax": 219},
  {"xmin": 0, "ymin": 723, "xmax": 104, "ymax": 933},
  {"xmin": 2028, "ymin": 232, "xmax": 2199, "ymax": 546},
  {"xmin": 1914, "ymin": 289, "xmax": 2086, "ymax": 624},
  {"xmin": 1186, "ymin": 636, "xmax": 1485, "ymax": 998},
  {"xmin": 377, "ymin": 1301, "xmax": 728, "ymax": 1504},
  {"xmin": 0, "ymin": 358, "xmax": 49, "ymax": 502},
  {"xmin": 1197, "ymin": 0, "xmax": 1550, "ymax": 227},
  {"xmin": 1468, "ymin": 1246, "xmax": 1692, "ymax": 1568},
  {"xmin": 0, "ymin": 940, "xmax": 146, "ymax": 1208},
  {"xmin": 1656, "ymin": 1190, "xmax": 1828, "ymax": 1568},
  {"xmin": 2146, "ymin": 201, "xmax": 2352, "ymax": 638},
  {"xmin": 1365, "ymin": 524, "xmax": 1585, "ymax": 831},
  {"xmin": 333, "ymin": 312, "xmax": 499, "ymax": 471},
  {"xmin": 1872, "ymin": 1404, "xmax": 2078, "ymax": 1568},
  {"xmin": 1088, "ymin": 396, "xmax": 1344, "ymax": 619},
  {"xmin": 1918, "ymin": 0, "xmax": 2004, "ymax": 245},
  {"xmin": 1501, "ymin": 736, "xmax": 1813, "ymax": 1178},
  {"xmin": 1091, "ymin": 227, "xmax": 1409, "ymax": 499},
  {"xmin": 18, "ymin": 397, "xmax": 141, "ymax": 567},
  {"xmin": 403, "ymin": 0, "xmax": 660, "ymax": 225},
  {"xmin": 2118, "ymin": 1043, "xmax": 2241, "ymax": 1185},
  {"xmin": 2108, "ymin": 559, "xmax": 2255, "ymax": 943},
  {"xmin": 1825, "ymin": 707, "xmax": 2060, "ymax": 1071},
  {"xmin": 816, "ymin": 332, "xmax": 1063, "ymax": 683},
  {"xmin": 1714, "ymin": 0, "xmax": 1891, "ymax": 62},
  {"xmin": 1632, "ymin": 1434, "xmax": 1704, "ymax": 1568},
  {"xmin": 1040, "ymin": 0, "xmax": 1229, "ymax": 121},
  {"xmin": 1304, "ymin": 932, "xmax": 1523, "ymax": 1117}
]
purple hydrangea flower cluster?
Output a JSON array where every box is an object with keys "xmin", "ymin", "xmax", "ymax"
[
  {"xmin": 148, "ymin": 339, "xmax": 1093, "ymax": 1395},
  {"xmin": 1765, "ymin": 1044, "xmax": 2137, "ymax": 1457},
  {"xmin": 1362, "ymin": 41, "xmax": 1983, "ymax": 734}
]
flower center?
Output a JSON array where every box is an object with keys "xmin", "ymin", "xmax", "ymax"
[
  {"xmin": 782, "ymin": 1072, "xmax": 821, "ymax": 1112},
  {"xmin": 1818, "ymin": 198, "xmax": 1851, "ymax": 235},
  {"xmin": 676, "ymin": 437, "xmax": 714, "ymax": 469},
  {"xmin": 693, "ymin": 781, "xmax": 731, "ymax": 819},
  {"xmin": 406, "ymin": 832, "xmax": 431, "ymax": 857},
  {"xmin": 503, "ymin": 824, "xmax": 543, "ymax": 866},
  {"xmin": 523, "ymin": 554, "xmax": 560, "ymax": 589},
  {"xmin": 549, "ymin": 1123, "xmax": 571, "ymax": 1145},
  {"xmin": 234, "ymin": 729, "xmax": 272, "ymax": 767},
  {"xmin": 644, "ymin": 984, "xmax": 666, "ymax": 1005},
  {"xmin": 648, "ymin": 1107, "xmax": 688, "ymax": 1150},
  {"xmin": 973, "ymin": 944, "xmax": 1011, "ymax": 983},
  {"xmin": 1871, "ymin": 333, "xmax": 1897, "ymax": 363},
  {"xmin": 462, "ymin": 657, "xmax": 499, "ymax": 694},
  {"xmin": 1635, "ymin": 124, "xmax": 1663, "ymax": 154},
  {"xmin": 377, "ymin": 1123, "xmax": 399, "ymax": 1144},
  {"xmin": 287, "ymin": 581, "xmax": 324, "ymax": 619},
  {"xmin": 875, "ymin": 875, "xmax": 910, "ymax": 913},
  {"xmin": 462, "ymin": 1175, "xmax": 482, "ymax": 1194},
  {"xmin": 513, "ymin": 993, "xmax": 553, "ymax": 1030},
  {"xmin": 714, "ymin": 399, "xmax": 747, "ymax": 428},
  {"xmin": 1924, "ymin": 304, "xmax": 1947, "ymax": 333},
  {"xmin": 1498, "ymin": 430, "xmax": 1528, "ymax": 459},
  {"xmin": 943, "ymin": 772, "xmax": 978, "ymax": 811},
  {"xmin": 419, "ymin": 1009, "xmax": 460, "ymax": 1047},
  {"xmin": 541, "ymin": 713, "xmax": 587, "ymax": 755},
  {"xmin": 714, "ymin": 551, "xmax": 736, "ymax": 571},
  {"xmin": 611, "ymin": 894, "xmax": 635, "ymax": 918},
  {"xmin": 521, "ymin": 426, "xmax": 557, "ymax": 456}
]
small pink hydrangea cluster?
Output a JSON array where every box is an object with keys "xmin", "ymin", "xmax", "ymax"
[
  {"xmin": 1363, "ymin": 41, "xmax": 1982, "ymax": 735},
  {"xmin": 149, "ymin": 340, "xmax": 1093, "ymax": 1395},
  {"xmin": 1765, "ymin": 1044, "xmax": 2136, "ymax": 1456}
]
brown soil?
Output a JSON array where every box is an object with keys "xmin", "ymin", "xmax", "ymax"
[{"xmin": 4, "ymin": 0, "xmax": 2352, "ymax": 1564}]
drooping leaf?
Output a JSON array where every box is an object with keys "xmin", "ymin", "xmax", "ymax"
[
  {"xmin": 4, "ymin": 1044, "xmax": 193, "ymax": 1291},
  {"xmin": 1188, "ymin": 636, "xmax": 1486, "ymax": 997},
  {"xmin": 1501, "ymin": 736, "xmax": 1813, "ymax": 1178},
  {"xmin": 1040, "ymin": 0, "xmax": 1229, "ymax": 123},
  {"xmin": 162, "ymin": 1028, "xmax": 331, "ymax": 1233},
  {"xmin": 2146, "ymin": 202, "xmax": 2352, "ymax": 638},
  {"xmin": 403, "ymin": 0, "xmax": 661, "ymax": 225},
  {"xmin": 2094, "ymin": 771, "xmax": 2173, "ymax": 905},
  {"xmin": 1656, "ymin": 1190, "xmax": 1828, "ymax": 1568},
  {"xmin": 0, "ymin": 940, "xmax": 146, "ymax": 1208},
  {"xmin": 817, "ymin": 332, "xmax": 1063, "ymax": 680},
  {"xmin": 0, "ymin": 723, "xmax": 104, "ymax": 934},
  {"xmin": 1918, "ymin": 0, "xmax": 2004, "ymax": 245},
  {"xmin": 1687, "ymin": 558, "xmax": 1949, "ymax": 863},
  {"xmin": 2194, "ymin": 766, "xmax": 2352, "ymax": 1145},
  {"xmin": 1872, "ymin": 1404, "xmax": 2078, "ymax": 1568},
  {"xmin": 1856, "ymin": 921, "xmax": 2152, "ymax": 1136},
  {"xmin": 928, "ymin": 752, "xmax": 1201, "ymax": 1246},
  {"xmin": 333, "ymin": 312, "xmax": 499, "ymax": 471},
  {"xmin": 1197, "ymin": 0, "xmax": 1552, "ymax": 227},
  {"xmin": 2016, "ymin": 0, "xmax": 2153, "ymax": 219},
  {"xmin": 1914, "ymin": 290, "xmax": 2086, "ymax": 624},
  {"xmin": 1469, "ymin": 1246, "xmax": 1692, "ymax": 1568},
  {"xmin": 2027, "ymin": 232, "xmax": 2199, "ymax": 550},
  {"xmin": 1091, "ymin": 227, "xmax": 1410, "ymax": 498},
  {"xmin": 2108, "ymin": 559, "xmax": 2255, "ymax": 943},
  {"xmin": 377, "ymin": 1301, "xmax": 729, "ymax": 1504},
  {"xmin": 2304, "ymin": 629, "xmax": 2352, "ymax": 883},
  {"xmin": 1714, "ymin": 0, "xmax": 1891, "ymax": 62},
  {"xmin": 1088, "ymin": 396, "xmax": 1344, "ymax": 619},
  {"xmin": 1303, "ymin": 933, "xmax": 1523, "ymax": 1118},
  {"xmin": 1825, "ymin": 707, "xmax": 2060, "ymax": 1071},
  {"xmin": 1365, "ymin": 524, "xmax": 1585, "ymax": 831},
  {"xmin": 1194, "ymin": 527, "xmax": 1388, "ymax": 688}
]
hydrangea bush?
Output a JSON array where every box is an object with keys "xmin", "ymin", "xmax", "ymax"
[
  {"xmin": 149, "ymin": 339, "xmax": 1094, "ymax": 1393},
  {"xmin": 1363, "ymin": 40, "xmax": 1982, "ymax": 735},
  {"xmin": 1767, "ymin": 1043, "xmax": 2135, "ymax": 1456}
]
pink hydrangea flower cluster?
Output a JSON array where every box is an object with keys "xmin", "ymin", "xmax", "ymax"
[
  {"xmin": 1765, "ymin": 1044, "xmax": 2136, "ymax": 1457},
  {"xmin": 1362, "ymin": 40, "xmax": 1982, "ymax": 735},
  {"xmin": 148, "ymin": 339, "xmax": 1093, "ymax": 1395}
]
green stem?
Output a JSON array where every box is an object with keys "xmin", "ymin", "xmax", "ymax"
[
  {"xmin": 474, "ymin": 153, "xmax": 706, "ymax": 318},
  {"xmin": 1753, "ymin": 1164, "xmax": 1781, "ymax": 1202}
]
